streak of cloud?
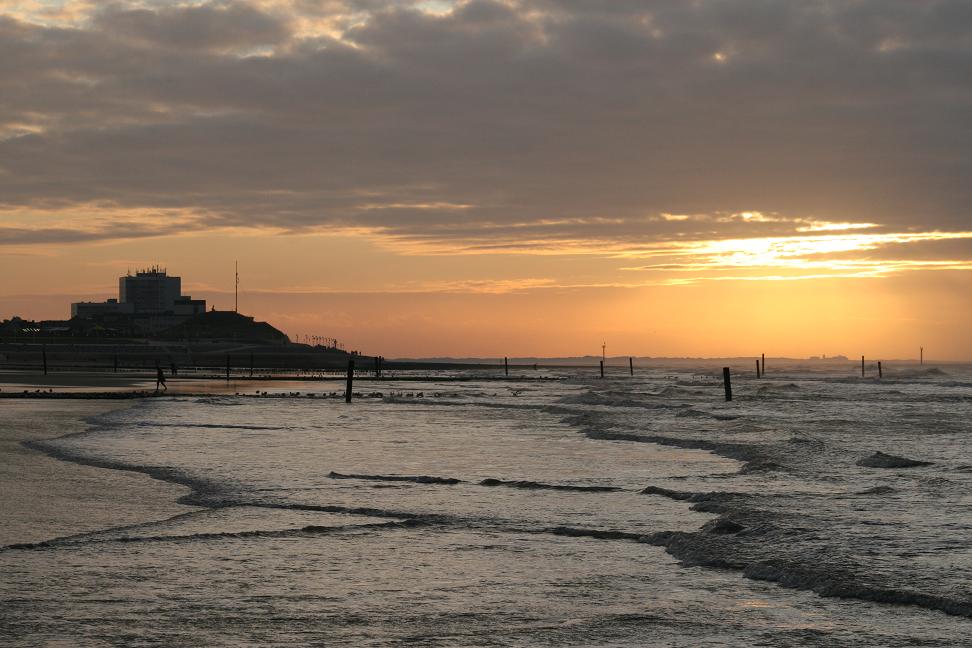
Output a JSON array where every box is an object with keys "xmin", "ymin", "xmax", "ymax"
[{"xmin": 1, "ymin": 0, "xmax": 971, "ymax": 282}]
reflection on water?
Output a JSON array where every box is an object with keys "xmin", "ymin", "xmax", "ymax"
[{"xmin": 2, "ymin": 366, "xmax": 971, "ymax": 645}]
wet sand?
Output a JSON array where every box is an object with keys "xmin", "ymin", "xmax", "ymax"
[{"xmin": 0, "ymin": 399, "xmax": 198, "ymax": 546}]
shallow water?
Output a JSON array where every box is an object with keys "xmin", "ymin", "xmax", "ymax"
[{"xmin": 2, "ymin": 365, "xmax": 971, "ymax": 645}]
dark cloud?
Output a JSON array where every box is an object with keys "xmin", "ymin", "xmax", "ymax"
[
  {"xmin": 0, "ymin": 219, "xmax": 200, "ymax": 245},
  {"xmin": 93, "ymin": 2, "xmax": 290, "ymax": 51},
  {"xmin": 1, "ymin": 0, "xmax": 971, "ymax": 248}
]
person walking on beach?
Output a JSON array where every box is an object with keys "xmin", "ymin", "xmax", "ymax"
[{"xmin": 156, "ymin": 363, "xmax": 167, "ymax": 392}]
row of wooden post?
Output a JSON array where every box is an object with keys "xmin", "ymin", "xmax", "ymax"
[
  {"xmin": 727, "ymin": 355, "xmax": 765, "ymax": 401},
  {"xmin": 861, "ymin": 356, "xmax": 885, "ymax": 379},
  {"xmin": 30, "ymin": 347, "xmax": 894, "ymax": 406},
  {"xmin": 597, "ymin": 357, "xmax": 637, "ymax": 378}
]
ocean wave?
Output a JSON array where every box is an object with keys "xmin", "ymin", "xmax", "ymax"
[
  {"xmin": 934, "ymin": 380, "xmax": 972, "ymax": 390},
  {"xmin": 327, "ymin": 472, "xmax": 462, "ymax": 485},
  {"xmin": 856, "ymin": 452, "xmax": 934, "ymax": 469},
  {"xmin": 854, "ymin": 486, "xmax": 898, "ymax": 495},
  {"xmin": 581, "ymin": 429, "xmax": 770, "ymax": 474},
  {"xmin": 657, "ymin": 385, "xmax": 710, "ymax": 396},
  {"xmin": 700, "ymin": 517, "xmax": 746, "ymax": 534},
  {"xmin": 888, "ymin": 367, "xmax": 949, "ymax": 379},
  {"xmin": 754, "ymin": 383, "xmax": 804, "ymax": 399},
  {"xmin": 641, "ymin": 513, "xmax": 972, "ymax": 619},
  {"xmin": 135, "ymin": 422, "xmax": 289, "ymax": 431},
  {"xmin": 640, "ymin": 485, "xmax": 695, "ymax": 501},
  {"xmin": 545, "ymin": 526, "xmax": 644, "ymax": 541},
  {"xmin": 479, "ymin": 478, "xmax": 620, "ymax": 492},
  {"xmin": 742, "ymin": 562, "xmax": 972, "ymax": 618},
  {"xmin": 2, "ymin": 519, "xmax": 420, "ymax": 552},
  {"xmin": 758, "ymin": 383, "xmax": 802, "ymax": 392},
  {"xmin": 254, "ymin": 502, "xmax": 450, "ymax": 523},
  {"xmin": 675, "ymin": 408, "xmax": 740, "ymax": 421},
  {"xmin": 556, "ymin": 390, "xmax": 653, "ymax": 408},
  {"xmin": 23, "ymin": 438, "xmax": 234, "ymax": 508},
  {"xmin": 738, "ymin": 459, "xmax": 785, "ymax": 474},
  {"xmin": 674, "ymin": 380, "xmax": 721, "ymax": 388},
  {"xmin": 674, "ymin": 408, "xmax": 708, "ymax": 418},
  {"xmin": 640, "ymin": 487, "xmax": 743, "ymax": 514},
  {"xmin": 325, "ymin": 472, "xmax": 622, "ymax": 492}
]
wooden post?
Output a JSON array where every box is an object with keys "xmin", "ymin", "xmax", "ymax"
[
  {"xmin": 226, "ymin": 354, "xmax": 230, "ymax": 381},
  {"xmin": 345, "ymin": 359, "xmax": 355, "ymax": 403},
  {"xmin": 42, "ymin": 344, "xmax": 48, "ymax": 376},
  {"xmin": 249, "ymin": 353, "xmax": 254, "ymax": 378},
  {"xmin": 761, "ymin": 353, "xmax": 765, "ymax": 375},
  {"xmin": 600, "ymin": 360, "xmax": 604, "ymax": 378},
  {"xmin": 878, "ymin": 361, "xmax": 883, "ymax": 379},
  {"xmin": 504, "ymin": 356, "xmax": 508, "ymax": 377},
  {"xmin": 756, "ymin": 359, "xmax": 761, "ymax": 378},
  {"xmin": 629, "ymin": 357, "xmax": 634, "ymax": 376},
  {"xmin": 723, "ymin": 367, "xmax": 732, "ymax": 401},
  {"xmin": 861, "ymin": 355, "xmax": 865, "ymax": 378},
  {"xmin": 920, "ymin": 347, "xmax": 924, "ymax": 365}
]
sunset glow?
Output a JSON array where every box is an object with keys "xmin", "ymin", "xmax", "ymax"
[
  {"xmin": 2, "ymin": 0, "xmax": 971, "ymax": 358},
  {"xmin": 6, "ymin": 5, "xmax": 972, "ymax": 645}
]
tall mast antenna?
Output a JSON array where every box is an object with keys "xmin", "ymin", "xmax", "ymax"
[{"xmin": 235, "ymin": 261, "xmax": 239, "ymax": 313}]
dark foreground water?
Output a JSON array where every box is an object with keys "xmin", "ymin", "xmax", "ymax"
[{"xmin": 2, "ymin": 364, "xmax": 971, "ymax": 646}]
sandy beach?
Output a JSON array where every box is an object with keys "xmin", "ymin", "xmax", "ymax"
[{"xmin": 0, "ymin": 398, "xmax": 197, "ymax": 547}]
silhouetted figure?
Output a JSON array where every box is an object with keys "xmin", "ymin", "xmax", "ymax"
[
  {"xmin": 156, "ymin": 364, "xmax": 167, "ymax": 392},
  {"xmin": 170, "ymin": 361, "xmax": 177, "ymax": 377}
]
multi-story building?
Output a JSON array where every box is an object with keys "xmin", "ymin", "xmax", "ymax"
[
  {"xmin": 70, "ymin": 298, "xmax": 135, "ymax": 318},
  {"xmin": 72, "ymin": 268, "xmax": 206, "ymax": 323},
  {"xmin": 119, "ymin": 268, "xmax": 184, "ymax": 313}
]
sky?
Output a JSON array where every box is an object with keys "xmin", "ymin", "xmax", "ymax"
[{"xmin": 1, "ymin": 0, "xmax": 971, "ymax": 358}]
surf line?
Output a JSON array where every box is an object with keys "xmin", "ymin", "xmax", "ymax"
[{"xmin": 326, "ymin": 471, "xmax": 623, "ymax": 492}]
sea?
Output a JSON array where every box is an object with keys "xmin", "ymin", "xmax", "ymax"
[{"xmin": 2, "ymin": 363, "xmax": 971, "ymax": 646}]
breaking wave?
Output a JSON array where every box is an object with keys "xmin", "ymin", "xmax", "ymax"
[
  {"xmin": 3, "ymin": 519, "xmax": 420, "ymax": 552},
  {"xmin": 325, "ymin": 472, "xmax": 624, "ymax": 493},
  {"xmin": 327, "ymin": 472, "xmax": 463, "ymax": 485},
  {"xmin": 557, "ymin": 390, "xmax": 656, "ymax": 409},
  {"xmin": 136, "ymin": 422, "xmax": 289, "ymax": 431},
  {"xmin": 545, "ymin": 526, "xmax": 644, "ymax": 541},
  {"xmin": 856, "ymin": 452, "xmax": 934, "ymax": 469},
  {"xmin": 854, "ymin": 486, "xmax": 898, "ymax": 495},
  {"xmin": 479, "ymin": 479, "xmax": 620, "ymax": 492}
]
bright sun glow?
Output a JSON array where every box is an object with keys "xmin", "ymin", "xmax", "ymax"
[{"xmin": 619, "ymin": 230, "xmax": 972, "ymax": 282}]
